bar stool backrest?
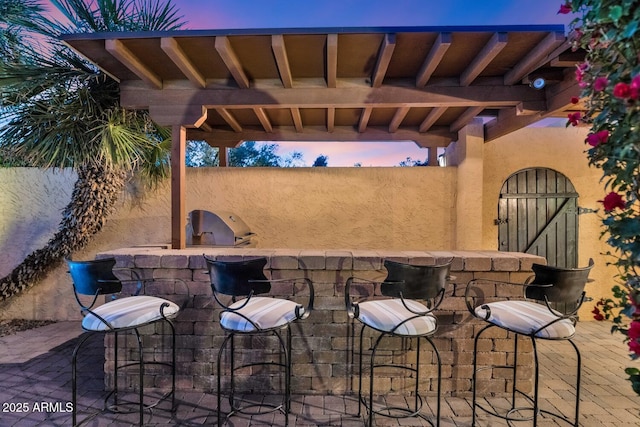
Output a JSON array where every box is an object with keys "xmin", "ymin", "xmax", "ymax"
[
  {"xmin": 381, "ymin": 259, "xmax": 452, "ymax": 301},
  {"xmin": 525, "ymin": 258, "xmax": 594, "ymax": 304},
  {"xmin": 206, "ymin": 257, "xmax": 270, "ymax": 297},
  {"xmin": 67, "ymin": 257, "xmax": 122, "ymax": 296}
]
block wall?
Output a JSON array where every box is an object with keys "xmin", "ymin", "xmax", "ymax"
[{"xmin": 100, "ymin": 247, "xmax": 544, "ymax": 398}]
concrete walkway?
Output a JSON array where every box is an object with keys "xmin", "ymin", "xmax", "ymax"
[{"xmin": 0, "ymin": 321, "xmax": 638, "ymax": 426}]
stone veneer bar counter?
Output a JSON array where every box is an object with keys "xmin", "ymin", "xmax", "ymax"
[{"xmin": 97, "ymin": 247, "xmax": 545, "ymax": 397}]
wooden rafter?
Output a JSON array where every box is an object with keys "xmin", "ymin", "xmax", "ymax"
[
  {"xmin": 216, "ymin": 108, "xmax": 242, "ymax": 132},
  {"xmin": 389, "ymin": 106, "xmax": 411, "ymax": 132},
  {"xmin": 326, "ymin": 34, "xmax": 338, "ymax": 88},
  {"xmin": 419, "ymin": 107, "xmax": 448, "ymax": 132},
  {"xmin": 416, "ymin": 33, "xmax": 452, "ymax": 87},
  {"xmin": 371, "ymin": 34, "xmax": 396, "ymax": 88},
  {"xmin": 290, "ymin": 108, "xmax": 303, "ymax": 132},
  {"xmin": 272, "ymin": 35, "xmax": 293, "ymax": 88},
  {"xmin": 358, "ymin": 107, "xmax": 373, "ymax": 132},
  {"xmin": 504, "ymin": 31, "xmax": 565, "ymax": 85},
  {"xmin": 460, "ymin": 32, "xmax": 508, "ymax": 86},
  {"xmin": 327, "ymin": 107, "xmax": 335, "ymax": 132},
  {"xmin": 253, "ymin": 107, "xmax": 273, "ymax": 132},
  {"xmin": 105, "ymin": 39, "xmax": 161, "ymax": 88},
  {"xmin": 160, "ymin": 37, "xmax": 206, "ymax": 88},
  {"xmin": 450, "ymin": 106, "xmax": 485, "ymax": 132},
  {"xmin": 215, "ymin": 36, "xmax": 250, "ymax": 88}
]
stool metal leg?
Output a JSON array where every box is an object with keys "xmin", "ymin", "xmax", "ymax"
[
  {"xmin": 356, "ymin": 324, "xmax": 366, "ymax": 418},
  {"xmin": 135, "ymin": 328, "xmax": 144, "ymax": 426},
  {"xmin": 361, "ymin": 331, "xmax": 440, "ymax": 427},
  {"xmin": 217, "ymin": 328, "xmax": 292, "ymax": 426},
  {"xmin": 71, "ymin": 332, "xmax": 94, "ymax": 426},
  {"xmin": 472, "ymin": 324, "xmax": 581, "ymax": 427}
]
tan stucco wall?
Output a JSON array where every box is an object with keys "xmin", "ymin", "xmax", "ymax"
[
  {"xmin": 0, "ymin": 166, "xmax": 456, "ymax": 320},
  {"xmin": 0, "ymin": 125, "xmax": 617, "ymax": 320}
]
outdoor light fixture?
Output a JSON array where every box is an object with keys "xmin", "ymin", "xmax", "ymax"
[{"xmin": 529, "ymin": 77, "xmax": 546, "ymax": 90}]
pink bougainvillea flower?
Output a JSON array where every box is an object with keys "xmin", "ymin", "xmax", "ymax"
[
  {"xmin": 630, "ymin": 339, "xmax": 640, "ymax": 356},
  {"xmin": 570, "ymin": 96, "xmax": 580, "ymax": 104},
  {"xmin": 593, "ymin": 77, "xmax": 609, "ymax": 91},
  {"xmin": 567, "ymin": 112, "xmax": 581, "ymax": 126},
  {"xmin": 629, "ymin": 321, "xmax": 640, "ymax": 339},
  {"xmin": 591, "ymin": 307, "xmax": 604, "ymax": 321},
  {"xmin": 630, "ymin": 75, "xmax": 640, "ymax": 100},
  {"xmin": 585, "ymin": 130, "xmax": 610, "ymax": 147},
  {"xmin": 599, "ymin": 192, "xmax": 626, "ymax": 211},
  {"xmin": 613, "ymin": 82, "xmax": 631, "ymax": 99},
  {"xmin": 558, "ymin": 2, "xmax": 572, "ymax": 14}
]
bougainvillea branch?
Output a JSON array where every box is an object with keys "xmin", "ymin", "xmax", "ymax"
[{"xmin": 559, "ymin": 0, "xmax": 640, "ymax": 394}]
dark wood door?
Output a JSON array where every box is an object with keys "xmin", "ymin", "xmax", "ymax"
[{"xmin": 497, "ymin": 168, "xmax": 578, "ymax": 269}]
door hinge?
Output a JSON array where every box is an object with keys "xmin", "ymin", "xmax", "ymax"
[
  {"xmin": 494, "ymin": 218, "xmax": 508, "ymax": 225},
  {"xmin": 566, "ymin": 206, "xmax": 598, "ymax": 215}
]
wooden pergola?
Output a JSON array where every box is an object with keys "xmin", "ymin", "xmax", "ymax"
[{"xmin": 61, "ymin": 25, "xmax": 584, "ymax": 249}]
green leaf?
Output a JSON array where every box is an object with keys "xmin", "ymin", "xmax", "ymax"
[
  {"xmin": 623, "ymin": 20, "xmax": 638, "ymax": 38},
  {"xmin": 609, "ymin": 5, "xmax": 623, "ymax": 23}
]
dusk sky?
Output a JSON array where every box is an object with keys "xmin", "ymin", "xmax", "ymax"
[{"xmin": 47, "ymin": 0, "xmax": 576, "ymax": 166}]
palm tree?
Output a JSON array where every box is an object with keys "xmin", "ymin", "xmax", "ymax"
[{"xmin": 0, "ymin": 0, "xmax": 185, "ymax": 301}]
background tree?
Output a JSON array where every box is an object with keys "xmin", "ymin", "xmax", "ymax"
[
  {"xmin": 186, "ymin": 140, "xmax": 219, "ymax": 167},
  {"xmin": 398, "ymin": 156, "xmax": 429, "ymax": 167},
  {"xmin": 312, "ymin": 154, "xmax": 329, "ymax": 167},
  {"xmin": 559, "ymin": 0, "xmax": 640, "ymax": 393},
  {"xmin": 0, "ymin": 0, "xmax": 184, "ymax": 301},
  {"xmin": 228, "ymin": 141, "xmax": 303, "ymax": 167}
]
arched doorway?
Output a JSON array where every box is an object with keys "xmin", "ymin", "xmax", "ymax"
[{"xmin": 497, "ymin": 168, "xmax": 579, "ymax": 268}]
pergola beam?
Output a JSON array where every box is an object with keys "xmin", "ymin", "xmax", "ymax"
[
  {"xmin": 187, "ymin": 125, "xmax": 456, "ymax": 148},
  {"xmin": 121, "ymin": 83, "xmax": 545, "ymax": 110},
  {"xmin": 485, "ymin": 76, "xmax": 581, "ymax": 141}
]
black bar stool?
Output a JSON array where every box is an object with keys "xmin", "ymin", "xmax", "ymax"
[
  {"xmin": 204, "ymin": 256, "xmax": 314, "ymax": 426},
  {"xmin": 465, "ymin": 259, "xmax": 594, "ymax": 426},
  {"xmin": 67, "ymin": 257, "xmax": 179, "ymax": 426},
  {"xmin": 345, "ymin": 259, "xmax": 452, "ymax": 427}
]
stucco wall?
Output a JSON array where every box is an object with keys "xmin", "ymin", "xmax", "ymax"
[
  {"xmin": 0, "ymin": 166, "xmax": 456, "ymax": 320},
  {"xmin": 0, "ymin": 125, "xmax": 617, "ymax": 321}
]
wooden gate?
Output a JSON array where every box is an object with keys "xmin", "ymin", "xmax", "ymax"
[{"xmin": 497, "ymin": 168, "xmax": 579, "ymax": 269}]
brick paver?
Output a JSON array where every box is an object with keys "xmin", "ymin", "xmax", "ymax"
[{"xmin": 0, "ymin": 321, "xmax": 638, "ymax": 426}]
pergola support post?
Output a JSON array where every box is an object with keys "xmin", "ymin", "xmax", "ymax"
[
  {"xmin": 452, "ymin": 118, "xmax": 485, "ymax": 250},
  {"xmin": 171, "ymin": 125, "xmax": 187, "ymax": 249},
  {"xmin": 218, "ymin": 146, "xmax": 228, "ymax": 167}
]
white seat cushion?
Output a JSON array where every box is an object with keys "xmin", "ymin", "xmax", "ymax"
[
  {"xmin": 356, "ymin": 299, "xmax": 437, "ymax": 336},
  {"xmin": 475, "ymin": 300, "xmax": 575, "ymax": 339},
  {"xmin": 82, "ymin": 295, "xmax": 179, "ymax": 332},
  {"xmin": 220, "ymin": 296, "xmax": 302, "ymax": 332}
]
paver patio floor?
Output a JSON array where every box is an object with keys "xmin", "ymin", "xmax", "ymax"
[{"xmin": 0, "ymin": 320, "xmax": 638, "ymax": 426}]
